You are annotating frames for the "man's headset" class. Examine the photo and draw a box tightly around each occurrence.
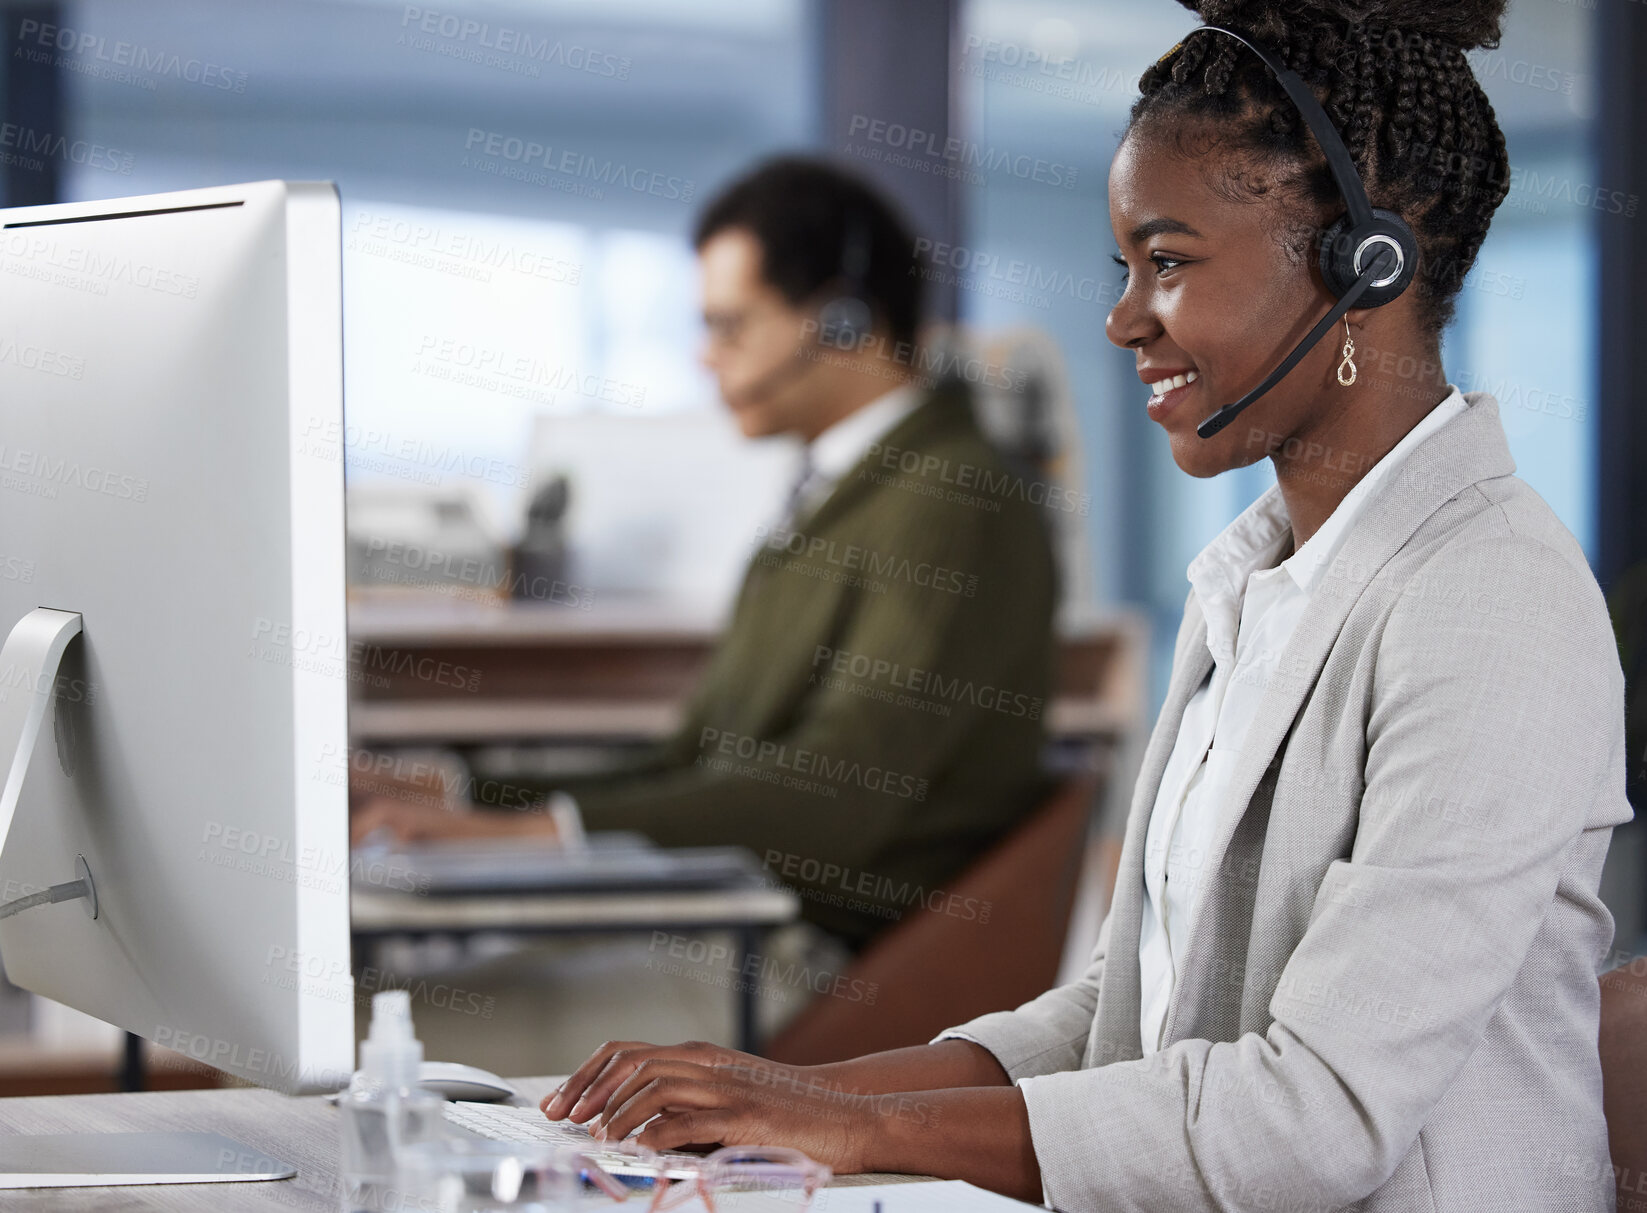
[735,213,876,404]
[1181,25,1420,439]
[815,213,875,349]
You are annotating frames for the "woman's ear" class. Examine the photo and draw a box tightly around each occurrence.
[1339,307,1377,381]
[1343,277,1433,352]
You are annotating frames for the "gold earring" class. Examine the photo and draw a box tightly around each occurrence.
[1337,317,1357,387]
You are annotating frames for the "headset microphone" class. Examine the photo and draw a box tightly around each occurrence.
[1182,25,1419,441]
[1196,245,1394,439]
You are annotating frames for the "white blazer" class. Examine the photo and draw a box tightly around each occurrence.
[941,393,1631,1212]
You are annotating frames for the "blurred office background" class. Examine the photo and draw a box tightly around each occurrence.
[2,0,1642,1084]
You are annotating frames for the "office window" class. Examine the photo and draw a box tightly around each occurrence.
[44,0,817,599]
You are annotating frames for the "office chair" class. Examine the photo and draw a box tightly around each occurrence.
[1600,962,1647,1206]
[761,774,1097,1065]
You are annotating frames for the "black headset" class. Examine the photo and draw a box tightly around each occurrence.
[1181,25,1420,439]
[733,210,877,404]
[815,211,875,350]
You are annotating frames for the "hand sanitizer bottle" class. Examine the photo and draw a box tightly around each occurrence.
[339,990,446,1213]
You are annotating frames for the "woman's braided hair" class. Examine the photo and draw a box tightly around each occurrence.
[1130,0,1511,331]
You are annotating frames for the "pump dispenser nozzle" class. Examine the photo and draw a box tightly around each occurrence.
[358,990,423,1090]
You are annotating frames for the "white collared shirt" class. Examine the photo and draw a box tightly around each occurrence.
[1137,389,1468,1054]
[782,381,923,526]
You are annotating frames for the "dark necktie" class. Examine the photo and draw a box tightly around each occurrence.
[779,448,817,531]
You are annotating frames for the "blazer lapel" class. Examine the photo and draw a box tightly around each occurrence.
[740,381,967,606]
[1089,593,1214,1066]
[789,378,973,537]
[1156,393,1517,1046]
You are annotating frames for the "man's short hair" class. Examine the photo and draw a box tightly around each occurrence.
[693,156,923,349]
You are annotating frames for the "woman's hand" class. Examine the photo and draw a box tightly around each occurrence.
[542,1040,787,1124]
[544,1041,872,1171]
[542,1039,1041,1198]
[545,1038,1011,1127]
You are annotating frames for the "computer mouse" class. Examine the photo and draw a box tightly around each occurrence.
[417,1061,518,1102]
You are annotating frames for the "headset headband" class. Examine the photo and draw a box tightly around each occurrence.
[1170,26,1376,230]
[1161,26,1419,439]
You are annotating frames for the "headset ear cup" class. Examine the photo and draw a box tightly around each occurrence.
[1317,214,1360,299]
[1318,209,1419,308]
[815,210,875,350]
[816,295,873,349]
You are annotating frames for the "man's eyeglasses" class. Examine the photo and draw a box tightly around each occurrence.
[701,304,788,348]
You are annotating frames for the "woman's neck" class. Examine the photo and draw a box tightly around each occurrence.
[1271,371,1450,548]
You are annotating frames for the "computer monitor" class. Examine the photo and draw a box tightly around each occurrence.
[0,180,352,1184]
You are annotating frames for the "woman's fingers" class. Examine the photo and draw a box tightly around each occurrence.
[589,1066,866,1173]
[598,1058,723,1131]
[599,1072,740,1144]
[544,1040,748,1122]
[635,1108,737,1153]
[545,1042,682,1121]
[543,1041,644,1120]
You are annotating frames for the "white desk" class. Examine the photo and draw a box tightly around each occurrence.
[352,884,798,935]
[0,1075,934,1210]
[352,882,801,1054]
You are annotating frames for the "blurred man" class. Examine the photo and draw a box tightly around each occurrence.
[352,157,1058,952]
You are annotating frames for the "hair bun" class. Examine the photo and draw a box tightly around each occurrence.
[1174,0,1507,51]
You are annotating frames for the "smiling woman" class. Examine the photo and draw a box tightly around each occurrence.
[1107,0,1510,515]
[542,2,1631,1209]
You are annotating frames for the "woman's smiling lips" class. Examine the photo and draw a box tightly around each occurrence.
[1140,366,1200,421]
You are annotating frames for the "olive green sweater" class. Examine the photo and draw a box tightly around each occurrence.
[533,381,1057,946]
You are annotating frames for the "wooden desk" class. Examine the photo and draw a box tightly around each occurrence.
[345,593,1148,753]
[0,1075,935,1209]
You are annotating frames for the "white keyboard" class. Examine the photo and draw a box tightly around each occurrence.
[443,1101,700,1179]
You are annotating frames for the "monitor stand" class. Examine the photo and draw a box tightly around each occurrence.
[0,608,300,1188]
[0,608,85,852]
